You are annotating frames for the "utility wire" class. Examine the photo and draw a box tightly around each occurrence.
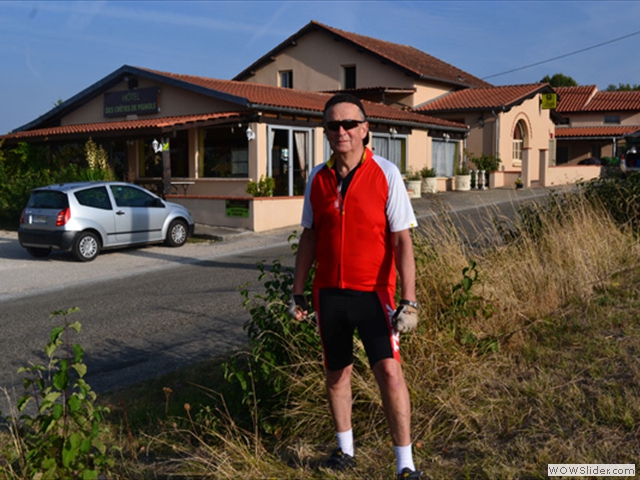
[482,29,640,80]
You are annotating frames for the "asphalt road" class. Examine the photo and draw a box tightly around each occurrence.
[0,227,297,412]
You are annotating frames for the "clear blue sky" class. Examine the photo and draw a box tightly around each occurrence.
[2,1,639,135]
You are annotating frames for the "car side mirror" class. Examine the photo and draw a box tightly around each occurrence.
[153,198,165,208]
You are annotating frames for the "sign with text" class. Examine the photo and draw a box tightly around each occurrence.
[541,93,557,109]
[226,199,250,218]
[104,87,159,117]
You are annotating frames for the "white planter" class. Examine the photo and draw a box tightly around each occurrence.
[405,180,422,199]
[422,177,437,194]
[455,174,471,191]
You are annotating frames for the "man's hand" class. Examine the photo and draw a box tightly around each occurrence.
[288,294,309,321]
[392,300,419,333]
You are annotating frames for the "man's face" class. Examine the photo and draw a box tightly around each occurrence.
[324,102,369,156]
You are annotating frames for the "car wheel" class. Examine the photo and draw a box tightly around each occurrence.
[166,219,188,247]
[73,231,100,262]
[26,247,51,258]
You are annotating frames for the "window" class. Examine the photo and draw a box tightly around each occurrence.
[371,134,407,172]
[75,186,112,210]
[279,70,293,89]
[268,126,313,196]
[512,120,526,164]
[110,185,158,207]
[342,65,356,90]
[139,131,189,178]
[199,127,249,178]
[432,139,456,177]
[604,115,620,124]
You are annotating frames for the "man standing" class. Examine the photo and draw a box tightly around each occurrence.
[289,93,423,480]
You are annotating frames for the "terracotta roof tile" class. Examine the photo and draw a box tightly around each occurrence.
[315,22,492,89]
[555,86,640,113]
[583,90,640,112]
[142,68,467,130]
[1,113,241,140]
[554,86,598,112]
[416,84,550,112]
[555,125,640,138]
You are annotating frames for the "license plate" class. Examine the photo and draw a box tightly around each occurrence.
[31,215,47,224]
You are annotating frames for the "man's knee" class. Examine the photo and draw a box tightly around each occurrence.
[326,364,353,389]
[372,358,405,388]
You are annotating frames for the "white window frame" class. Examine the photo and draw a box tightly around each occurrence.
[267,125,314,196]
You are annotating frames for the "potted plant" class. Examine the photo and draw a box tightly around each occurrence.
[404,169,422,199]
[454,163,471,191]
[514,177,524,189]
[420,166,438,194]
[246,175,275,197]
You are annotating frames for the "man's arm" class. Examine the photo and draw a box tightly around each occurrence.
[392,228,416,302]
[290,227,317,320]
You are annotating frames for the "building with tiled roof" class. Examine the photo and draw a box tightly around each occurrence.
[234,20,491,109]
[416,84,564,187]
[1,64,467,231]
[554,86,640,163]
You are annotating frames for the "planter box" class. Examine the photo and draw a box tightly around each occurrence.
[422,177,438,194]
[455,174,471,191]
[405,180,422,199]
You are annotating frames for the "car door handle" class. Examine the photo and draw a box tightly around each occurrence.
[116,210,125,215]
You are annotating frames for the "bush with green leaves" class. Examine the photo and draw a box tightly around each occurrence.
[0,308,115,479]
[0,139,115,228]
[223,234,320,435]
[581,171,640,233]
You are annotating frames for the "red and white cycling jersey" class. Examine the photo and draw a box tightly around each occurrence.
[301,147,417,294]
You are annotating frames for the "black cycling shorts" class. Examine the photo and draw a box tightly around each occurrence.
[316,288,400,371]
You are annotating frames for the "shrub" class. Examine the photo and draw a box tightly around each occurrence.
[0,308,115,479]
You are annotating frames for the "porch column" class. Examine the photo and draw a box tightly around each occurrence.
[539,148,548,187]
[522,147,532,187]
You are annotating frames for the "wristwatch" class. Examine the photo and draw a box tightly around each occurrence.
[399,299,419,309]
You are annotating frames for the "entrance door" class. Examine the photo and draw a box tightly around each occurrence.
[268,127,313,196]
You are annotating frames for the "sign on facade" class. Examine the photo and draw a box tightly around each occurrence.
[104,87,160,117]
[541,93,557,110]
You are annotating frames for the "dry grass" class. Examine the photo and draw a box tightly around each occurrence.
[4,190,639,479]
[128,192,640,479]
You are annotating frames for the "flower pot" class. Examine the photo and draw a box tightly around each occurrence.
[405,179,422,199]
[422,177,438,194]
[454,174,471,191]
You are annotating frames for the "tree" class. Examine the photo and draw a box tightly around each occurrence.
[540,73,578,87]
[605,83,640,91]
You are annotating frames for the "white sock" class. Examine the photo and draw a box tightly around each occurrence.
[394,443,415,473]
[336,429,354,457]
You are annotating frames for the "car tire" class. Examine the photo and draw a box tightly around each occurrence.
[73,231,100,262]
[26,247,51,258]
[166,219,188,247]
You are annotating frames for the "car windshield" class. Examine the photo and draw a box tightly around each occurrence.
[27,191,69,209]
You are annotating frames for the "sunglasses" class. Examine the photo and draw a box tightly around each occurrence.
[324,120,365,131]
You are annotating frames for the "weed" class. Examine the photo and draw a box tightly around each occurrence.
[0,308,115,479]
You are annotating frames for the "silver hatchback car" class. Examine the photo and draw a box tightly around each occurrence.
[19,181,195,262]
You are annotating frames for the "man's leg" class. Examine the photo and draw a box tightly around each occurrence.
[372,358,411,446]
[326,364,354,434]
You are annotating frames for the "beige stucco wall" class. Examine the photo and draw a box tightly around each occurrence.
[62,78,234,126]
[568,111,640,127]
[244,30,418,92]
[170,196,302,232]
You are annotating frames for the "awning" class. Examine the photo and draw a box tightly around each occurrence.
[1,112,243,141]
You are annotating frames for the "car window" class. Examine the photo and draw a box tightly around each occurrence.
[109,185,159,207]
[27,191,69,209]
[74,186,112,210]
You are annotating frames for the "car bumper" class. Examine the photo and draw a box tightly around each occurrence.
[18,229,77,251]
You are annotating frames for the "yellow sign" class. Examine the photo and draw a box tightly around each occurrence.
[541,93,557,109]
